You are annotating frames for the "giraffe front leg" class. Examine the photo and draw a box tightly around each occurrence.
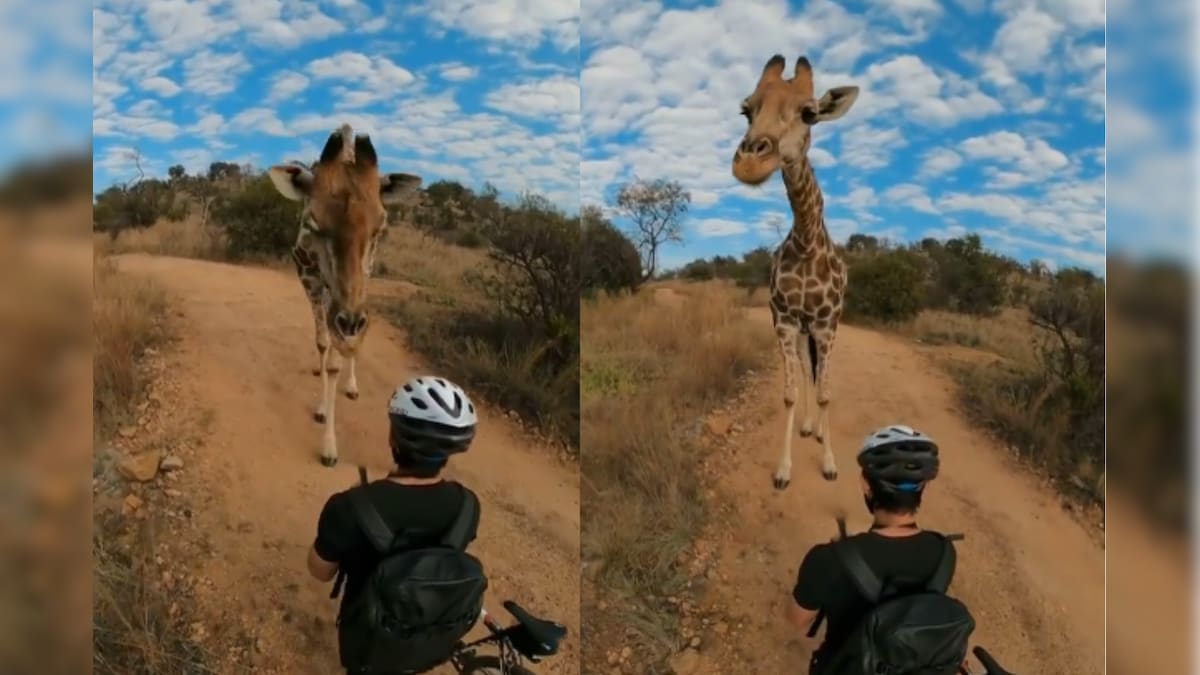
[797,333,815,438]
[343,355,358,400]
[774,325,800,490]
[319,348,339,467]
[813,332,837,481]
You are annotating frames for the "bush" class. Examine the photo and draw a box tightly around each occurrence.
[844,248,925,322]
[212,175,302,260]
[923,234,1008,315]
[581,206,642,296]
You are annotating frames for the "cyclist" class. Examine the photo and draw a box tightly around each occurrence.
[786,424,971,674]
[306,376,486,674]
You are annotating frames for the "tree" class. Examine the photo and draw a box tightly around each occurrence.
[167,164,186,183]
[580,205,642,296]
[611,177,691,280]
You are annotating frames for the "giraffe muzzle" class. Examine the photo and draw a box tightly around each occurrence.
[333,309,368,339]
[738,136,774,157]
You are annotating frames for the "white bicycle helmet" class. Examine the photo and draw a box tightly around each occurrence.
[857,424,940,492]
[387,376,477,463]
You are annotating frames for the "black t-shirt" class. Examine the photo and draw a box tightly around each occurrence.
[313,479,478,615]
[792,530,947,660]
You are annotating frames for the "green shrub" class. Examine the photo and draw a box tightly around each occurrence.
[844,249,925,322]
[212,175,302,260]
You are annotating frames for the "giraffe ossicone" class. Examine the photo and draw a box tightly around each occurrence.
[267,123,423,467]
[730,55,860,490]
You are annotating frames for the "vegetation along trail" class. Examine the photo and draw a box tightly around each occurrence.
[111,253,580,675]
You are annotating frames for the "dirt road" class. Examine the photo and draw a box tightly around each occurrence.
[682,300,1104,674]
[112,254,580,674]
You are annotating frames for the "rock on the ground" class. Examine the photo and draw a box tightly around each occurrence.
[118,452,160,482]
[706,415,733,437]
[160,455,184,471]
[122,494,144,515]
[669,648,702,675]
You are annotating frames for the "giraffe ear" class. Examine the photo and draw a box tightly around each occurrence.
[268,163,314,201]
[812,86,859,123]
[380,172,422,206]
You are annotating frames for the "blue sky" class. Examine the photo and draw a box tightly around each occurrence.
[581,0,1106,273]
[0,0,91,172]
[93,0,581,210]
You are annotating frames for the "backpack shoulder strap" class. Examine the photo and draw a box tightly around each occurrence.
[832,538,884,604]
[348,487,404,554]
[924,534,957,593]
[439,485,479,550]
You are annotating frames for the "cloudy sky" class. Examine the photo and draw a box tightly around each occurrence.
[581,0,1106,272]
[92,0,581,209]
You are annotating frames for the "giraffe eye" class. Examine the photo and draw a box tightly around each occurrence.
[740,105,752,121]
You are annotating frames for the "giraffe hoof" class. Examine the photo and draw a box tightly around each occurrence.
[313,412,326,424]
[773,476,791,490]
[320,456,338,468]
[822,469,838,481]
[345,391,359,401]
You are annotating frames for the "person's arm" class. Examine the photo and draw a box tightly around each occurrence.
[308,494,346,582]
[788,545,828,634]
[307,546,338,582]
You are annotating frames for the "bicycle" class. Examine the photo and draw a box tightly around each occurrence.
[448,601,567,674]
[959,646,1014,675]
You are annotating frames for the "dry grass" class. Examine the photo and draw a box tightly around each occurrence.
[581,281,772,661]
[94,217,227,261]
[892,307,1038,365]
[372,224,579,448]
[92,255,170,441]
[93,514,213,674]
[373,224,487,291]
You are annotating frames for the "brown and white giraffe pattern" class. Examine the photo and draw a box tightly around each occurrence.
[730,54,860,489]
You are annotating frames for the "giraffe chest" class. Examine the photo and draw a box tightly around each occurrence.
[769,253,846,325]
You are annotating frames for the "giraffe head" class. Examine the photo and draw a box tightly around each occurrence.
[268,124,422,351]
[731,55,859,186]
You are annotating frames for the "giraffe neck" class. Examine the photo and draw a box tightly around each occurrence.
[780,154,830,257]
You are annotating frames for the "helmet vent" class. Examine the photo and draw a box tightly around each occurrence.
[411,398,428,410]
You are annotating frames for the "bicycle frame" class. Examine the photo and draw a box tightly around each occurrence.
[448,608,526,673]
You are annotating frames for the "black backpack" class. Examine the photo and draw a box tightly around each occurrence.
[334,484,488,674]
[815,534,975,675]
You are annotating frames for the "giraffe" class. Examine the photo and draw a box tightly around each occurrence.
[730,55,860,489]
[267,123,422,467]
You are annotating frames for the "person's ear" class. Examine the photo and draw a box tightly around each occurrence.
[860,474,871,497]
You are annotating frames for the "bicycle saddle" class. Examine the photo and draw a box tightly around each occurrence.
[503,600,567,659]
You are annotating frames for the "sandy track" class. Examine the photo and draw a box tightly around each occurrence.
[113,254,580,675]
[687,302,1104,674]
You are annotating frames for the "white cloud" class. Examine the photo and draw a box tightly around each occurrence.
[919,147,963,177]
[308,51,417,91]
[417,0,579,51]
[184,50,251,96]
[267,71,311,103]
[485,75,580,119]
[838,125,907,170]
[228,108,293,137]
[139,76,181,98]
[439,63,479,81]
[992,7,1063,74]
[882,183,940,214]
[958,131,1070,178]
[695,218,748,238]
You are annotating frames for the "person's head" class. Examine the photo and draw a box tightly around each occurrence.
[386,376,477,478]
[856,424,940,517]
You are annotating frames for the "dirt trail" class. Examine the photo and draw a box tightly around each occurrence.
[681,301,1104,674]
[113,254,580,674]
